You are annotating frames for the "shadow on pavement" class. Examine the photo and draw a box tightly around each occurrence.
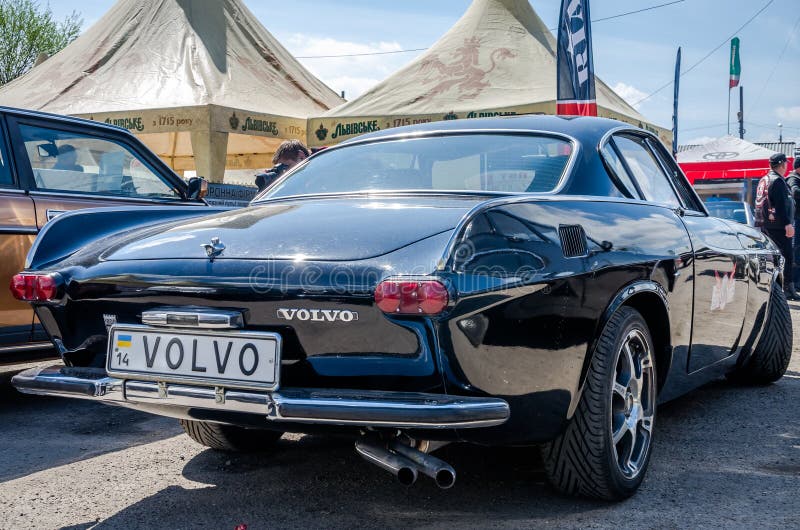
[87,437,605,529]
[81,372,800,529]
[0,369,182,483]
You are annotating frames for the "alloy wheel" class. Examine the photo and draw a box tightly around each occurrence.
[610,328,656,479]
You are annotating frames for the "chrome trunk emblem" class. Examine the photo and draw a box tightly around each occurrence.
[276,308,359,322]
[201,237,225,260]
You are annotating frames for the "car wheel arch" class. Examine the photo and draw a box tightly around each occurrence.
[573,281,672,416]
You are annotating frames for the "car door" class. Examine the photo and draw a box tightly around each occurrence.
[611,132,749,372]
[5,116,188,229]
[5,114,194,345]
[0,113,38,348]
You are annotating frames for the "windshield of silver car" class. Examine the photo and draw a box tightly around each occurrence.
[258,134,574,199]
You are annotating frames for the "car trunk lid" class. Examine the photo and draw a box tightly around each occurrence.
[101,195,484,262]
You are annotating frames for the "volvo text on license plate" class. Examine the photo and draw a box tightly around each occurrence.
[107,325,281,390]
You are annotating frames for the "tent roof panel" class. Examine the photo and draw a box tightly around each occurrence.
[0,0,343,118]
[324,0,648,124]
[677,135,781,163]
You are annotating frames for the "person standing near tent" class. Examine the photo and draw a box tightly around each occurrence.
[757,153,797,300]
[785,157,800,290]
[254,140,310,192]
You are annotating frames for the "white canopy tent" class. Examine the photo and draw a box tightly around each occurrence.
[309,0,668,148]
[677,135,790,185]
[0,0,344,182]
[677,136,782,164]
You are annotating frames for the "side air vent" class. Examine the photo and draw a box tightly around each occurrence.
[558,225,588,258]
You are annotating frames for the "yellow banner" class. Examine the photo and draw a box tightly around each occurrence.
[76,106,210,134]
[211,106,307,140]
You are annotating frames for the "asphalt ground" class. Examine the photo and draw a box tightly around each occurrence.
[1,310,799,529]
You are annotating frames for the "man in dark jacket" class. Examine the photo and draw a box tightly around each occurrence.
[786,157,800,289]
[762,153,797,299]
[254,140,310,192]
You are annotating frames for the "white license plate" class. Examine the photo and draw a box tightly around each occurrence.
[107,325,281,390]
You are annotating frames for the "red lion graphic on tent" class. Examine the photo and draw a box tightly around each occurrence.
[414,37,516,101]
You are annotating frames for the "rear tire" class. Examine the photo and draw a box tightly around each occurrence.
[180,419,283,452]
[729,284,792,384]
[541,306,657,500]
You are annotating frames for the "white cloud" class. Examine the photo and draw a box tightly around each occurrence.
[684,136,717,145]
[284,34,414,100]
[776,106,800,122]
[611,82,648,110]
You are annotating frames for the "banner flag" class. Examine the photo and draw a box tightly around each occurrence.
[557,0,597,116]
[729,37,741,88]
[673,47,681,156]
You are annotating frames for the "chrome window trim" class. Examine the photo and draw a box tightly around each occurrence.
[600,129,685,210]
[28,190,188,204]
[0,226,38,235]
[10,117,188,198]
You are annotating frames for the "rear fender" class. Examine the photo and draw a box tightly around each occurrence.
[26,206,226,270]
[574,279,671,415]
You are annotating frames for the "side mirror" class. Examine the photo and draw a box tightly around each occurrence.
[37,143,58,158]
[187,176,208,200]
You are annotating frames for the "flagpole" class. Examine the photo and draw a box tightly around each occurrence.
[727,88,731,135]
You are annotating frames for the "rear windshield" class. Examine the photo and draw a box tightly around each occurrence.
[259,134,573,199]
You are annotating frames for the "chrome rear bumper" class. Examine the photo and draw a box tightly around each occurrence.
[12,365,510,429]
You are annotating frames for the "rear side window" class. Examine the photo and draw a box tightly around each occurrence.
[612,135,680,207]
[646,137,704,211]
[600,142,639,198]
[17,123,181,200]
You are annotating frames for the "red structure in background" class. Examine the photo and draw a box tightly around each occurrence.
[680,157,794,184]
[678,136,793,185]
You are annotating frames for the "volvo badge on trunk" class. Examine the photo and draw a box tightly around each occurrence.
[276,309,359,322]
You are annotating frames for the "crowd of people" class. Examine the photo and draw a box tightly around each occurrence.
[757,153,800,300]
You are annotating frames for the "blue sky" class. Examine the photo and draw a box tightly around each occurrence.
[50,0,800,144]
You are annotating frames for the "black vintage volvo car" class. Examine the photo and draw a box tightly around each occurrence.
[12,116,791,500]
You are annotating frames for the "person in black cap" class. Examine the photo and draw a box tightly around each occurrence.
[759,152,797,299]
[785,156,800,289]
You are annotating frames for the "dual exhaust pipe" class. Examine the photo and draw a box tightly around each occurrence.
[355,439,456,489]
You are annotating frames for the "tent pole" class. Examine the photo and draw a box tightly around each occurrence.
[191,130,229,183]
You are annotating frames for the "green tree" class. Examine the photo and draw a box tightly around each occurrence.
[0,0,81,85]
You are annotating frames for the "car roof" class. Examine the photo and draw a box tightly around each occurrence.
[342,115,650,146]
[0,105,131,135]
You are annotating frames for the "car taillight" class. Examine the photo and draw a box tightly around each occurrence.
[9,273,62,301]
[374,279,449,315]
